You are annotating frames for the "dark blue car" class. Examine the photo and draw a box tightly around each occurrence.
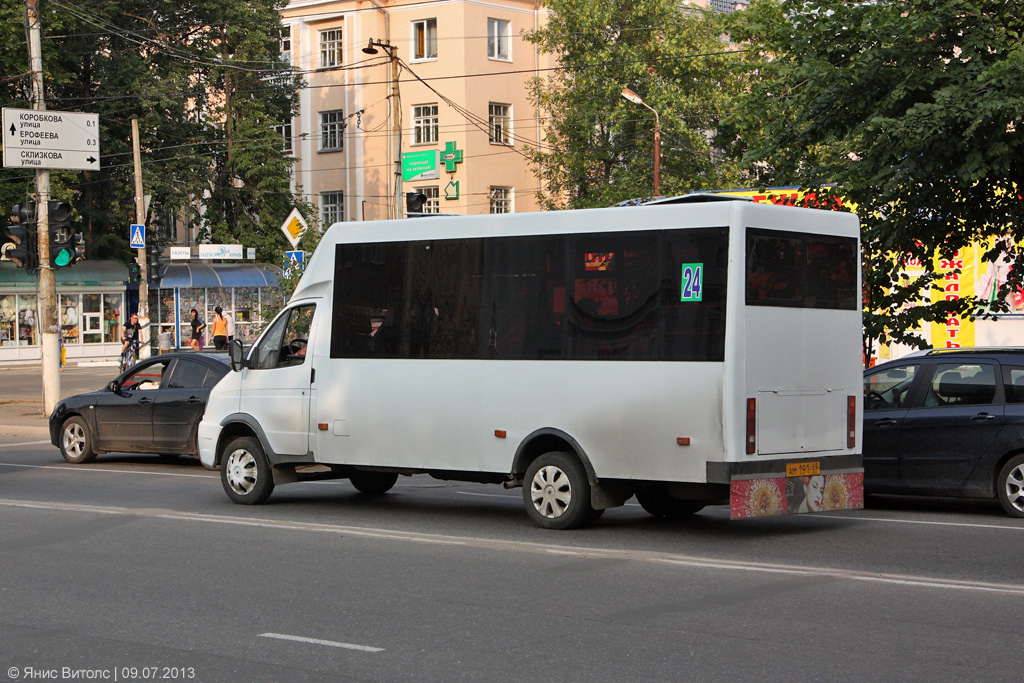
[863,347,1024,517]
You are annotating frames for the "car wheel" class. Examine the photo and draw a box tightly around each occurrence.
[635,484,705,518]
[220,436,274,505]
[523,451,603,529]
[349,471,399,494]
[997,454,1024,518]
[59,416,97,464]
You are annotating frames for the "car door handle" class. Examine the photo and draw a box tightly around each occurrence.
[137,397,154,405]
[971,413,996,421]
[872,418,899,427]
[186,397,202,404]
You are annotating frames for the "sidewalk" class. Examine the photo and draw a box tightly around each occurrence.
[0,400,50,438]
[0,361,121,439]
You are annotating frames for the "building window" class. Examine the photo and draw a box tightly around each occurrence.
[487,18,510,60]
[280,31,292,64]
[322,192,344,226]
[412,19,437,60]
[275,121,293,154]
[320,28,343,68]
[320,110,344,151]
[412,104,439,145]
[417,186,440,213]
[489,187,512,214]
[489,103,511,145]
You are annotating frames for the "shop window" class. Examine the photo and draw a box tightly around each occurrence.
[0,295,16,346]
[61,294,80,345]
[104,293,123,343]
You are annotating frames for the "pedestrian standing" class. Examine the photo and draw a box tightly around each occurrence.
[211,306,229,350]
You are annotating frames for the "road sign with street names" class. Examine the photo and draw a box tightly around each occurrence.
[130,224,145,249]
[2,108,100,171]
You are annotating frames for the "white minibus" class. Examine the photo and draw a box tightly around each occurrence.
[199,196,864,528]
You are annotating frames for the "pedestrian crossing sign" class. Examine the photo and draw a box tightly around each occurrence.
[130,224,145,249]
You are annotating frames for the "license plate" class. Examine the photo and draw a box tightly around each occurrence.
[786,461,820,477]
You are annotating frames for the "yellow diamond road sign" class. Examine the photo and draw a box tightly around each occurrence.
[280,208,307,249]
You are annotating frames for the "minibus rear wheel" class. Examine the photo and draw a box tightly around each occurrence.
[523,451,603,530]
[220,436,274,504]
[349,471,399,494]
[635,483,705,519]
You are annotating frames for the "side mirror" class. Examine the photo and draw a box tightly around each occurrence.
[106,380,118,392]
[229,338,247,372]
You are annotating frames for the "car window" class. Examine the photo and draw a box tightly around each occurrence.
[924,362,996,407]
[165,359,209,389]
[121,360,171,391]
[203,364,229,388]
[864,364,918,411]
[1003,366,1024,403]
[253,304,315,370]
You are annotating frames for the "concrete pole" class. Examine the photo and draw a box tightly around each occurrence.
[132,119,151,359]
[26,0,59,416]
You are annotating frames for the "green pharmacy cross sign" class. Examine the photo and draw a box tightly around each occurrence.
[441,141,463,173]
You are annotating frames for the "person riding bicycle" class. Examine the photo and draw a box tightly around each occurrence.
[121,312,142,358]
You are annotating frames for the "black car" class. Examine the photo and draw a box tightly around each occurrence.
[49,353,230,464]
[863,347,1024,517]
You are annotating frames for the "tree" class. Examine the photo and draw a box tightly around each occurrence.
[525,0,752,209]
[726,0,1024,362]
[0,0,307,266]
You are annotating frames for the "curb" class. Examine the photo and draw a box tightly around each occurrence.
[0,425,50,437]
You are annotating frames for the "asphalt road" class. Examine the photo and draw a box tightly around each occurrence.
[0,436,1021,683]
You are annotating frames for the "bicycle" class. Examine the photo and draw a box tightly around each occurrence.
[119,339,139,374]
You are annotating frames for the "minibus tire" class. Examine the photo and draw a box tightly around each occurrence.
[636,484,705,518]
[220,436,274,505]
[349,471,399,494]
[523,451,603,530]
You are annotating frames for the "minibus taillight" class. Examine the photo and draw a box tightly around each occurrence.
[847,395,856,449]
[746,398,756,455]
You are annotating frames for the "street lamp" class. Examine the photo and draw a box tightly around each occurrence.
[363,39,403,219]
[621,87,661,197]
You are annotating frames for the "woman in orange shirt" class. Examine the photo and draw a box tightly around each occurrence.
[211,306,229,350]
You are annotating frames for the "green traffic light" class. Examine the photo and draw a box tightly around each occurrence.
[54,247,73,267]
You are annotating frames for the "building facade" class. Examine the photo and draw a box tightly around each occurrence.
[280,0,555,225]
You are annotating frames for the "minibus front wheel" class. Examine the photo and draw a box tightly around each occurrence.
[221,436,275,505]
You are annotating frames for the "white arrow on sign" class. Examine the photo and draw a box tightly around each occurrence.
[1,108,101,171]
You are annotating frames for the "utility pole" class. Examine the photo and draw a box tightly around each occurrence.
[362,39,402,219]
[132,119,151,359]
[26,0,59,416]
[390,50,401,220]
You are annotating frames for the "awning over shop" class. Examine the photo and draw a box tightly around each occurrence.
[0,260,128,288]
[157,262,284,288]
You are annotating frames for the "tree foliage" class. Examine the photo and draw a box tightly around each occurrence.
[726,0,1024,360]
[0,0,308,266]
[526,0,752,209]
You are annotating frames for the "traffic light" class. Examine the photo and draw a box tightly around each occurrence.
[5,202,38,270]
[48,200,83,268]
[128,260,141,284]
[146,244,164,287]
[405,191,428,216]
